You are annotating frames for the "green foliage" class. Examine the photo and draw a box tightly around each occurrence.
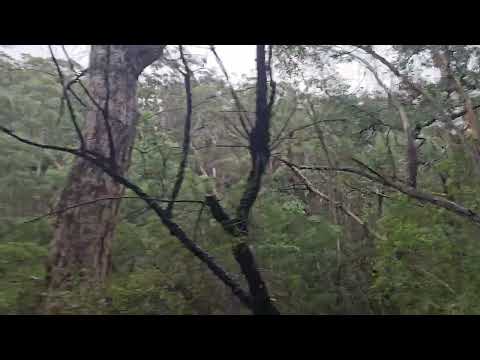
[0,241,48,314]
[2,45,480,315]
[371,195,480,314]
[251,193,349,314]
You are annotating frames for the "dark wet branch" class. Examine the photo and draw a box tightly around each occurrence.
[233,243,280,314]
[204,194,239,236]
[203,46,280,315]
[1,125,81,156]
[84,157,254,311]
[0,124,254,311]
[236,45,271,231]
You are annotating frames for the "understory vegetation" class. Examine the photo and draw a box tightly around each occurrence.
[1,45,480,314]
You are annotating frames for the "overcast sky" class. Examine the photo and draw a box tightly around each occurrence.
[1,45,258,82]
[0,45,440,94]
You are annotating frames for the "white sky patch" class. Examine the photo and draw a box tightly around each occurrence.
[204,45,256,82]
[0,45,257,83]
[0,45,444,94]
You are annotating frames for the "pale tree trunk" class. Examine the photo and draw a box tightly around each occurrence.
[46,45,165,297]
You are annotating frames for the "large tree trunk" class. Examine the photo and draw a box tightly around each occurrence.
[46,45,164,296]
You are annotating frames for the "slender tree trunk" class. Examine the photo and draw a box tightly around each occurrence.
[46,45,164,297]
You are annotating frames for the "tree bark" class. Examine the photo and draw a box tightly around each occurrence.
[46,45,165,294]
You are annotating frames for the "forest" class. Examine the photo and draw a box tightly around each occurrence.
[0,45,480,315]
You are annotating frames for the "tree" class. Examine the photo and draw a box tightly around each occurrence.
[4,44,480,315]
[1,45,279,315]
[45,46,165,301]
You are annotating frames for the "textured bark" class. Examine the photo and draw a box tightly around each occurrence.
[237,45,271,232]
[46,45,164,293]
[397,103,418,188]
[233,243,279,315]
[203,46,279,315]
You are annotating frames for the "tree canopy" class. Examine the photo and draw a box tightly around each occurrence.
[1,45,480,314]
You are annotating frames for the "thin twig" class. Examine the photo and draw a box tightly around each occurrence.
[275,156,480,226]
[166,46,194,218]
[0,124,254,310]
[49,45,85,150]
[19,197,204,226]
[279,158,386,241]
[210,45,251,135]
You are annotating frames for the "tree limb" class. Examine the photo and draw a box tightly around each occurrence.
[276,157,480,226]
[0,124,254,312]
[279,158,386,241]
[166,46,194,218]
[49,46,85,150]
[210,45,251,136]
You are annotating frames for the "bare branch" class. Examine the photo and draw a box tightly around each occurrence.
[223,114,250,141]
[210,45,251,136]
[166,46,194,218]
[152,87,256,118]
[280,158,386,241]
[60,45,80,73]
[193,202,206,242]
[355,45,460,130]
[18,197,204,226]
[1,125,81,156]
[270,99,298,150]
[0,124,254,311]
[194,143,249,150]
[276,156,480,226]
[346,51,418,187]
[49,45,85,150]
